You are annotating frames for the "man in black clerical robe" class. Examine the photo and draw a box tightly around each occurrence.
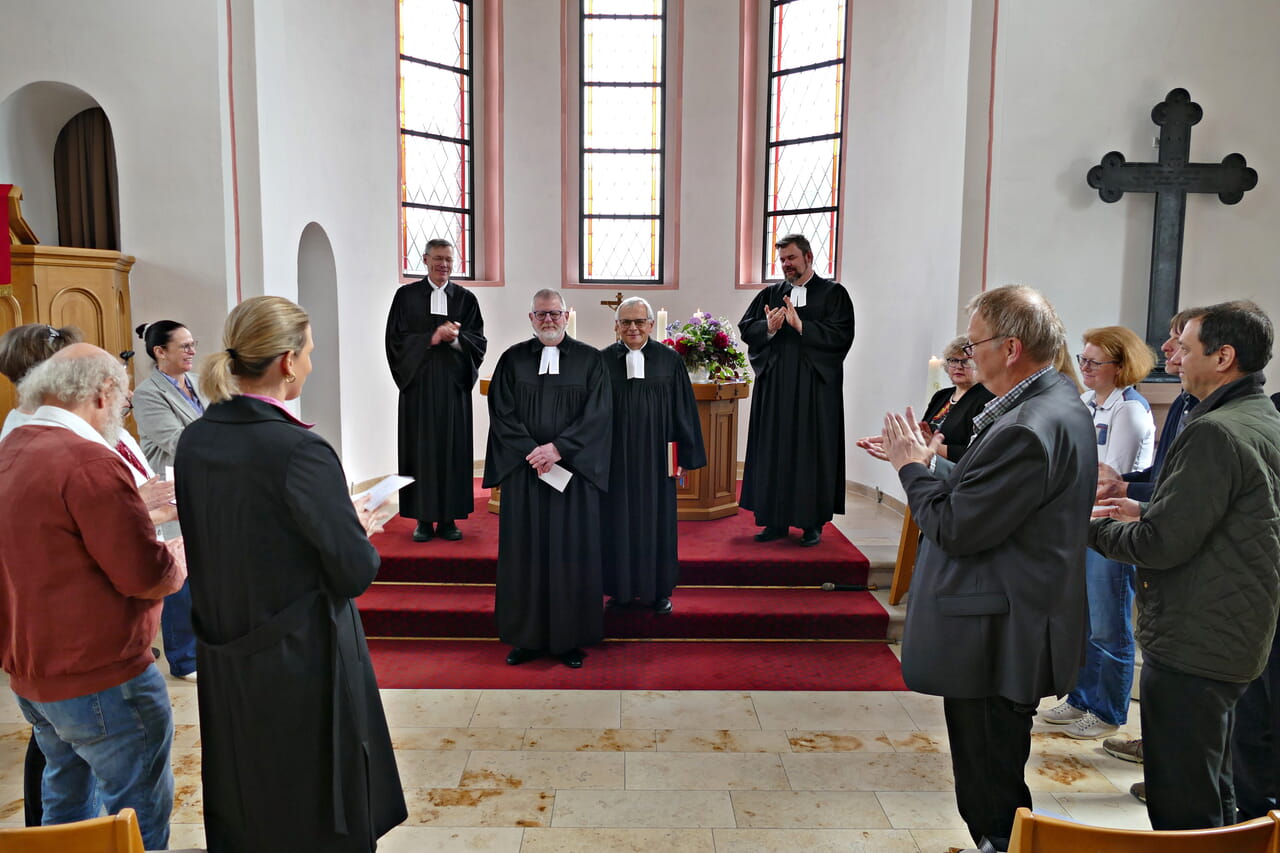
[739,233,855,547]
[601,297,706,613]
[385,239,486,542]
[482,288,611,669]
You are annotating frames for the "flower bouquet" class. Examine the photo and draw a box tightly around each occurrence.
[663,312,751,383]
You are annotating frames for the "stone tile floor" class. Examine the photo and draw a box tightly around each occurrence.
[0,490,1151,851]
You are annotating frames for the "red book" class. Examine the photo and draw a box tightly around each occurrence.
[1,184,11,285]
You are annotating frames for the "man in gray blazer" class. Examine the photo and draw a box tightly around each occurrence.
[876,285,1096,853]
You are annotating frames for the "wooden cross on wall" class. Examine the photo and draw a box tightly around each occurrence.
[1087,88,1258,377]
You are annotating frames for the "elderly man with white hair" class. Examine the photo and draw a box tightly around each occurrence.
[0,343,186,850]
[600,296,705,614]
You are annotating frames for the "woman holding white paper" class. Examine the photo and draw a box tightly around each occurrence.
[175,296,405,852]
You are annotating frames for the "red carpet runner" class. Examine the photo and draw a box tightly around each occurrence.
[360,482,906,691]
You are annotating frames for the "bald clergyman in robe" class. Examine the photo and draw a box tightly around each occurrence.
[600,297,705,614]
[482,288,611,669]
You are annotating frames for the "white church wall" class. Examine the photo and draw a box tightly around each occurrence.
[248,0,401,483]
[987,0,1280,392]
[840,0,976,501]
[0,2,233,381]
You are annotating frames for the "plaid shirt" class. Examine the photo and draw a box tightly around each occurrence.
[968,364,1056,440]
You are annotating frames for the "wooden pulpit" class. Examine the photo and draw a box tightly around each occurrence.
[677,380,749,520]
[477,376,750,520]
[2,186,135,413]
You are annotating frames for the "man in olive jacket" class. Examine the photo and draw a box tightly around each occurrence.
[1092,300,1280,831]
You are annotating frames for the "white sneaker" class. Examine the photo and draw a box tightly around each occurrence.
[1064,711,1119,740]
[1039,700,1085,725]
[177,671,197,682]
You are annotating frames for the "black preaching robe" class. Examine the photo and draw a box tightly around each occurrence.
[175,396,405,853]
[385,278,486,522]
[601,339,706,601]
[482,336,612,653]
[739,275,855,528]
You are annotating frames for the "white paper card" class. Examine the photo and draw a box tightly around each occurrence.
[354,474,415,512]
[538,464,573,492]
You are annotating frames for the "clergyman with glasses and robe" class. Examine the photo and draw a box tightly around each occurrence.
[482,289,612,669]
[600,297,706,615]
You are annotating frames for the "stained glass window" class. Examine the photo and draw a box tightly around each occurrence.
[580,0,666,283]
[400,0,473,278]
[763,0,848,280]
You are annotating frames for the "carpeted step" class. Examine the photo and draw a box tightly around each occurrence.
[357,584,889,641]
[366,637,908,691]
[372,515,870,587]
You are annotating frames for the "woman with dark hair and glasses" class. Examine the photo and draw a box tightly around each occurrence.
[920,336,994,462]
[132,320,203,682]
[1040,325,1155,741]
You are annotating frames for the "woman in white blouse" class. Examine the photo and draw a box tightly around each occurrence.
[1042,325,1156,740]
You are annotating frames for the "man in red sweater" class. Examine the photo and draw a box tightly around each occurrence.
[0,343,186,850]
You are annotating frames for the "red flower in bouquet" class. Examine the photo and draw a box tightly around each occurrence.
[713,331,730,349]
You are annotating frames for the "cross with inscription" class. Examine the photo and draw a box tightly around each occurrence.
[1087,88,1257,377]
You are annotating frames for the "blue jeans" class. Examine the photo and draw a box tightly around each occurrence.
[161,579,197,677]
[1068,548,1136,725]
[16,664,174,850]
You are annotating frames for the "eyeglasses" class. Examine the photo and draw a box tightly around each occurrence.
[531,310,567,321]
[961,335,1008,357]
[1076,354,1119,370]
[171,340,199,352]
[617,318,652,327]
[944,357,972,368]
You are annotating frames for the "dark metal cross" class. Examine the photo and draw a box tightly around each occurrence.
[1087,88,1257,376]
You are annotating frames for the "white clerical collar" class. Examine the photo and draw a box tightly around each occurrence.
[26,404,111,449]
[538,345,560,375]
[429,280,449,315]
[625,346,645,379]
[789,271,815,307]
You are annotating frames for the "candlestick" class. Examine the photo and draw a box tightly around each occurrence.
[927,355,944,400]
[566,307,577,339]
[657,308,668,335]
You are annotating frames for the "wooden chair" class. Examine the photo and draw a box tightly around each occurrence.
[1007,806,1280,853]
[0,807,145,852]
[888,506,920,605]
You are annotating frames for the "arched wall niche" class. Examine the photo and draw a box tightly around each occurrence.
[296,221,343,457]
[0,81,101,244]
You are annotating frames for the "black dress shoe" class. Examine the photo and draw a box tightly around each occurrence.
[800,526,823,547]
[412,522,434,542]
[652,597,673,614]
[560,648,585,668]
[437,522,463,541]
[506,647,544,666]
[754,525,788,542]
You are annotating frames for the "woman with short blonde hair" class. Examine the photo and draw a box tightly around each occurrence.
[1041,324,1156,741]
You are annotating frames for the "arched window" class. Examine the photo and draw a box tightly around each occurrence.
[736,0,850,286]
[399,0,475,278]
[762,0,848,280]
[578,0,668,284]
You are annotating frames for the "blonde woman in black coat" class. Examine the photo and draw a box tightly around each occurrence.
[175,296,405,852]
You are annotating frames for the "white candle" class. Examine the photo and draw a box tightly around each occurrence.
[927,355,944,399]
[566,307,577,339]
[657,308,668,335]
